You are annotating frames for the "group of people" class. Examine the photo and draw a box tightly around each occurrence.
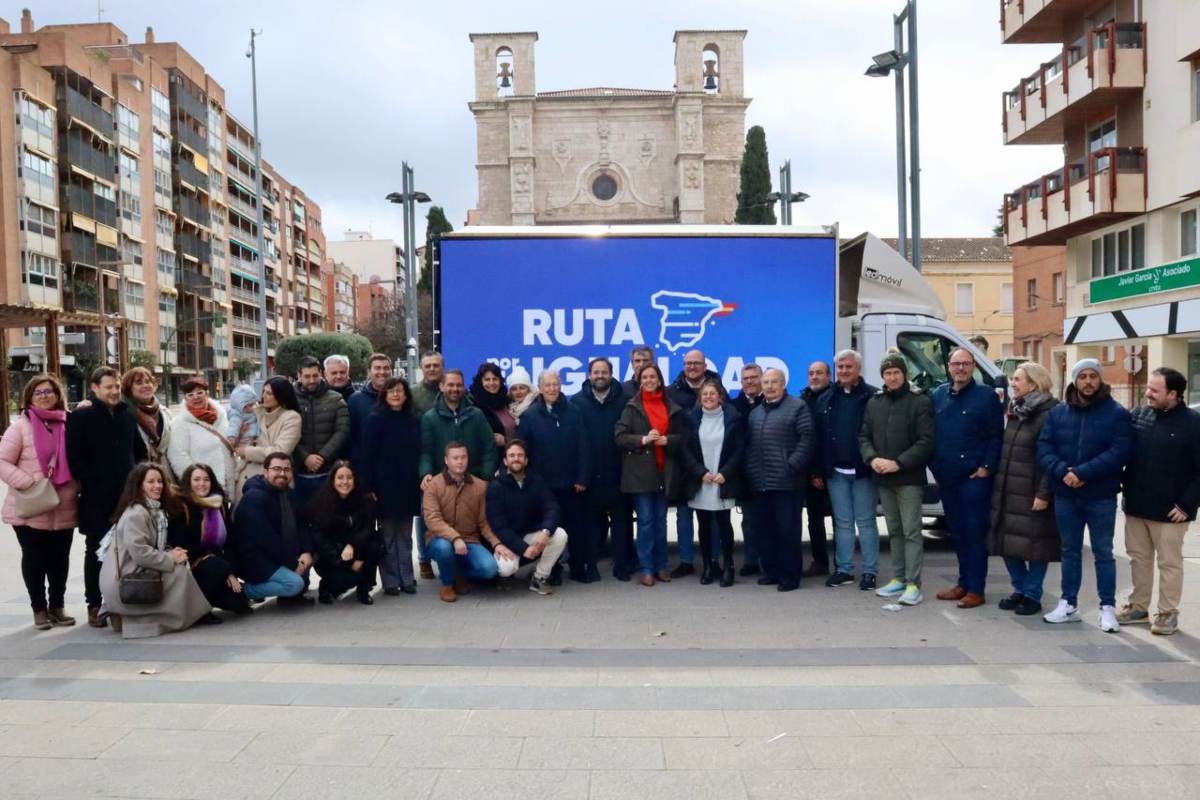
[2,341,1196,638]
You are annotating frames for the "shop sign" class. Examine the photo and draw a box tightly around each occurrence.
[1090,255,1200,303]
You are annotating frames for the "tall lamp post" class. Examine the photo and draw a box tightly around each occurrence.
[768,160,810,224]
[385,162,431,381]
[246,29,270,380]
[866,0,921,271]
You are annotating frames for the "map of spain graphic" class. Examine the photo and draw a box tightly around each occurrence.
[650,290,737,353]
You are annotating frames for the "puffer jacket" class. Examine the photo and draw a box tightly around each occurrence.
[167,401,236,490]
[930,378,1004,484]
[859,382,935,487]
[745,394,814,492]
[1123,403,1200,521]
[0,413,79,530]
[571,379,626,490]
[293,380,350,475]
[418,394,497,480]
[988,394,1060,563]
[517,395,592,490]
[614,391,689,499]
[1037,383,1132,500]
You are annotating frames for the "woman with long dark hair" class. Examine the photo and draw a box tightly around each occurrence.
[100,463,211,637]
[303,460,383,605]
[170,463,250,618]
[235,376,302,502]
[471,362,516,450]
[363,377,421,595]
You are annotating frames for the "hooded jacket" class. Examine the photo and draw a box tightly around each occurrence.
[859,382,935,488]
[1037,383,1132,500]
[988,393,1061,562]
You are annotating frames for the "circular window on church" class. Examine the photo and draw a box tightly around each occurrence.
[591,173,618,201]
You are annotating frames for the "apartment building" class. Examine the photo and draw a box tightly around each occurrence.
[1001,0,1200,403]
[0,12,332,396]
[327,261,358,333]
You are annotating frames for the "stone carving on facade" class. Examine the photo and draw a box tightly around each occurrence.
[684,161,701,189]
[682,113,699,146]
[511,116,531,154]
[597,117,611,163]
[512,161,533,213]
[552,138,572,172]
[638,136,656,168]
[540,160,667,219]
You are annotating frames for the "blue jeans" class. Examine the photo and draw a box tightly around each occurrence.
[826,472,880,576]
[244,566,307,600]
[1004,557,1048,602]
[674,505,696,563]
[1054,494,1117,607]
[756,490,803,584]
[634,492,668,575]
[427,538,499,586]
[939,475,992,595]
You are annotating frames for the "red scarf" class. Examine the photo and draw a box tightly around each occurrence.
[187,399,218,425]
[642,390,668,472]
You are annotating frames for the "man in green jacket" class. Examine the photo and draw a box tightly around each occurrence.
[419,369,498,484]
[859,352,935,606]
[294,355,351,508]
[411,351,445,416]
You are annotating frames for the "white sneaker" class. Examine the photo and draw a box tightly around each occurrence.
[1043,599,1081,624]
[898,583,923,606]
[1098,605,1121,633]
[875,579,906,598]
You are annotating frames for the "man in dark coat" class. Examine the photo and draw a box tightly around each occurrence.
[66,366,137,627]
[1118,366,1200,635]
[323,354,356,403]
[1037,358,1131,630]
[799,361,833,577]
[745,368,814,592]
[572,358,636,580]
[347,353,391,468]
[621,345,655,399]
[732,363,767,576]
[931,348,1004,610]
[232,454,313,604]
[294,356,351,508]
[486,440,569,595]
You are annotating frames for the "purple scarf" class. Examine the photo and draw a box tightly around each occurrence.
[26,407,72,487]
[201,506,227,549]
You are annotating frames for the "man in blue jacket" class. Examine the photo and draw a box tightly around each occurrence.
[347,353,392,467]
[572,358,635,580]
[486,440,569,595]
[1038,358,1132,631]
[232,453,313,605]
[931,348,1004,609]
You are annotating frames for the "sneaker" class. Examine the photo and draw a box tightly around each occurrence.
[825,571,855,588]
[529,575,553,596]
[898,583,923,606]
[1115,605,1149,624]
[998,592,1024,611]
[547,563,563,586]
[1014,597,1042,616]
[1043,599,1081,624]
[858,574,877,592]
[876,578,906,598]
[1098,605,1120,633]
[1151,611,1179,636]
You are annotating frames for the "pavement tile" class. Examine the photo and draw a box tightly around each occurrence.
[892,766,1038,800]
[1034,765,1200,800]
[0,723,130,758]
[372,734,523,769]
[270,766,438,800]
[431,769,590,800]
[100,728,254,763]
[236,731,389,766]
[205,704,346,732]
[593,710,728,737]
[801,735,959,769]
[589,769,746,799]
[1073,732,1200,765]
[937,733,1100,767]
[661,735,814,770]
[460,709,595,737]
[723,709,862,737]
[519,735,662,770]
[0,699,100,725]
[84,701,226,729]
[740,768,897,799]
[852,708,1003,735]
[0,757,294,799]
[334,708,468,736]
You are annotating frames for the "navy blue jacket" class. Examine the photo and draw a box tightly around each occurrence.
[571,379,626,490]
[746,394,814,492]
[361,406,422,521]
[731,391,764,420]
[517,395,592,490]
[813,380,877,479]
[666,369,726,410]
[346,383,380,467]
[1038,384,1132,500]
[680,403,746,501]
[231,475,313,583]
[930,379,1004,483]
[485,471,560,554]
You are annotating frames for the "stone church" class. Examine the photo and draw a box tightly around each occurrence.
[466,30,750,226]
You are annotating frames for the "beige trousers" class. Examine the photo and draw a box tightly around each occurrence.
[1124,515,1188,615]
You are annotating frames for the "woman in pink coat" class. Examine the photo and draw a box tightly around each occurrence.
[0,374,79,630]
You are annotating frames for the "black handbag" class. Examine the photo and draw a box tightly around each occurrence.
[114,526,164,606]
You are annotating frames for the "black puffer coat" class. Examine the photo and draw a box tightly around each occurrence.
[988,393,1061,563]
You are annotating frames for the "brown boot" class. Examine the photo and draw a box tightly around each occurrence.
[439,586,457,603]
[936,585,967,601]
[957,592,986,609]
[87,606,107,628]
[656,570,672,583]
[47,608,76,627]
[419,562,435,580]
[639,574,655,587]
[32,610,52,631]
[108,613,123,633]
[454,576,472,596]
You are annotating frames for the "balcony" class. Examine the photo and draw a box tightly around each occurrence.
[171,79,207,125]
[230,285,260,303]
[178,266,213,296]
[1001,0,1105,44]
[175,158,210,194]
[176,193,208,228]
[231,315,260,334]
[1003,23,1145,145]
[1005,147,1146,246]
[177,231,211,263]
[233,345,260,362]
[174,123,207,158]
[64,133,115,182]
[61,85,113,137]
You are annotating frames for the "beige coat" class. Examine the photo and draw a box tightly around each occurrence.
[99,503,210,638]
[235,407,302,502]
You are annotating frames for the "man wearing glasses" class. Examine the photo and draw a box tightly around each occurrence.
[232,452,314,605]
[930,348,1003,609]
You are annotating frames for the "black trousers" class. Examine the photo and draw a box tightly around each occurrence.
[80,526,106,609]
[696,509,734,568]
[756,490,803,584]
[553,488,588,574]
[582,486,635,577]
[804,482,831,569]
[191,555,250,612]
[314,557,379,597]
[15,526,72,612]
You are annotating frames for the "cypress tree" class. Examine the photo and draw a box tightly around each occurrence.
[420,206,453,292]
[735,125,776,225]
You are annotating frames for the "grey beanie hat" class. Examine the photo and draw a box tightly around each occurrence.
[1071,357,1101,382]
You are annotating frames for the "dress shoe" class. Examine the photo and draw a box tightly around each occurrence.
[614,571,632,583]
[401,583,417,595]
[739,563,760,577]
[757,575,779,586]
[87,606,107,628]
[998,592,1024,610]
[936,585,967,601]
[317,591,333,605]
[454,576,472,595]
[777,581,800,592]
[585,564,602,583]
[802,562,829,578]
[278,594,315,607]
[418,562,435,580]
[383,587,402,597]
[47,608,76,626]
[699,563,715,585]
[956,592,986,609]
[656,570,672,583]
[670,563,695,578]
[356,590,374,605]
[439,586,457,603]
[639,574,655,587]
[569,568,589,583]
[197,611,223,625]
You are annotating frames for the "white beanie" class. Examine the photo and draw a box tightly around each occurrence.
[1071,357,1102,383]
[507,367,533,390]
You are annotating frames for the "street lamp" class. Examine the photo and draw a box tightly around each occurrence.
[247,29,269,381]
[767,159,810,224]
[865,0,921,271]
[385,162,432,381]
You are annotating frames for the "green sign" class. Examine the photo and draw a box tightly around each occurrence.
[1090,255,1200,303]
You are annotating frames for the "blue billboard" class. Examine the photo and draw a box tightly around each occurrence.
[439,234,836,395]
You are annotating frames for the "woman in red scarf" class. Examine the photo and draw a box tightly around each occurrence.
[615,364,688,586]
[167,376,235,491]
[0,375,79,630]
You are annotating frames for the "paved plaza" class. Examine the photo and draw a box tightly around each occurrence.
[0,504,1198,799]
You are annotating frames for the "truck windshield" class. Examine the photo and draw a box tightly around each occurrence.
[897,332,991,392]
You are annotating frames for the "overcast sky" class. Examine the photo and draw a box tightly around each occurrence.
[23,0,1065,244]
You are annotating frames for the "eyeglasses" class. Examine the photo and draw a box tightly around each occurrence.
[948,362,974,368]
[267,466,293,474]
[684,361,705,367]
[31,389,57,398]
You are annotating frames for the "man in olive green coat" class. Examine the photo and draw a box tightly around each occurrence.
[419,369,498,484]
[859,352,935,605]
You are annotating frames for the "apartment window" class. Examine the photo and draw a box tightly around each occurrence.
[1025,339,1040,363]
[1131,223,1145,270]
[1183,209,1199,258]
[124,281,145,307]
[152,130,170,160]
[20,149,55,188]
[1027,278,1038,309]
[120,193,142,225]
[1087,119,1117,154]
[955,283,974,316]
[158,293,176,316]
[18,97,54,138]
[155,210,172,237]
[118,151,139,180]
[121,240,143,267]
[22,253,58,287]
[156,249,176,275]
[21,201,57,239]
[1001,282,1013,314]
[116,104,139,141]
[1053,272,1064,304]
[1102,346,1117,364]
[151,88,170,132]
[1091,224,1145,277]
[128,322,146,351]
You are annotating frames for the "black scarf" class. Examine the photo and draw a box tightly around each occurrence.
[469,377,509,412]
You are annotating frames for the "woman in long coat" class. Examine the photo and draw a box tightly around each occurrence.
[167,375,235,490]
[100,463,211,638]
[235,377,302,501]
